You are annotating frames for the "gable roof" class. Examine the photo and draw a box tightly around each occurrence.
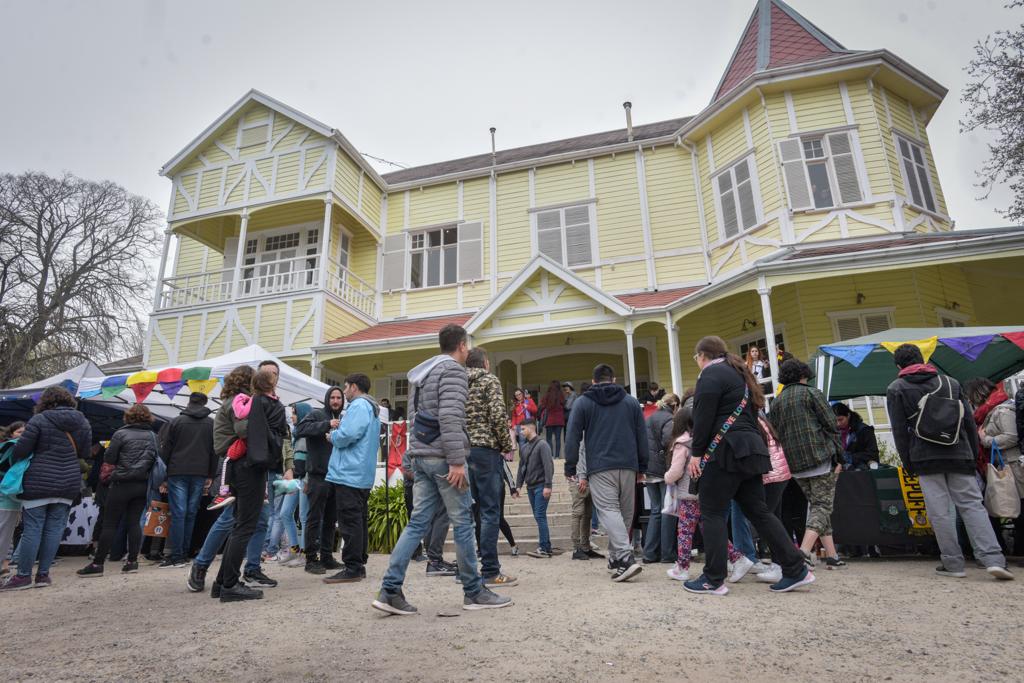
[324,314,472,346]
[713,0,854,102]
[381,117,691,186]
[159,89,387,189]
[615,287,705,309]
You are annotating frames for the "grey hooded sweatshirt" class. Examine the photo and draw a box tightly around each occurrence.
[406,354,471,466]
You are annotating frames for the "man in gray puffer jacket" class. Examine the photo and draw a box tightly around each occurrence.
[373,324,512,616]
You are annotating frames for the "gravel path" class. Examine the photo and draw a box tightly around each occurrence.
[2,554,1021,681]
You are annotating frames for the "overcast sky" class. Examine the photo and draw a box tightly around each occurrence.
[0,0,1018,234]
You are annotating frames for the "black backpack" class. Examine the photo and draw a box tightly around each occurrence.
[910,374,964,446]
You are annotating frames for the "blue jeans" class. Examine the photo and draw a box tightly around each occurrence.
[195,496,271,573]
[17,503,70,578]
[381,457,481,596]
[545,425,563,458]
[642,481,678,562]
[468,447,503,578]
[730,500,758,563]
[167,475,206,560]
[528,485,551,552]
[264,473,282,554]
[274,487,300,549]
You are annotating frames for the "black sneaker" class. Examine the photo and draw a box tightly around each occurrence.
[426,560,456,577]
[320,554,342,570]
[442,560,459,573]
[611,559,643,583]
[572,549,590,560]
[305,561,326,575]
[323,567,363,584]
[586,548,606,559]
[372,589,418,616]
[187,564,207,592]
[210,582,222,599]
[159,557,188,569]
[76,563,104,578]
[219,582,264,602]
[824,556,847,569]
[121,561,139,574]
[242,569,278,587]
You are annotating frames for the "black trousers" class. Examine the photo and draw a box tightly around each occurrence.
[93,480,147,564]
[304,476,337,558]
[215,462,265,588]
[698,458,805,585]
[334,484,370,570]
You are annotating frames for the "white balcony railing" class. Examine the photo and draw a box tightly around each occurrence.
[156,254,377,318]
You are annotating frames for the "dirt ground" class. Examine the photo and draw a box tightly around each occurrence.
[2,552,1021,682]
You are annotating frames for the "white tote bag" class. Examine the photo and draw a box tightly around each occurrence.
[661,483,680,517]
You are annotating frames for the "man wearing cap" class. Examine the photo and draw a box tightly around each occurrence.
[160,392,217,568]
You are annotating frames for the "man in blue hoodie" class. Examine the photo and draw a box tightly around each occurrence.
[565,364,648,583]
[323,373,380,584]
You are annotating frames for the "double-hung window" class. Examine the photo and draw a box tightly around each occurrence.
[398,222,484,290]
[828,308,893,341]
[779,130,863,210]
[896,135,937,213]
[534,204,594,268]
[713,156,762,239]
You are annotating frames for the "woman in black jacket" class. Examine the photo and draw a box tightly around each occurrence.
[0,386,91,592]
[78,404,159,577]
[683,336,810,595]
[642,393,680,563]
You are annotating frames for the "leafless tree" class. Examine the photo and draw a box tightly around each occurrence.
[0,171,162,387]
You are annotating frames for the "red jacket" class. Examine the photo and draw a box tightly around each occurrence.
[540,394,566,427]
[511,398,538,427]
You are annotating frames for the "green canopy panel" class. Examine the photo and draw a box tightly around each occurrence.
[813,327,1024,400]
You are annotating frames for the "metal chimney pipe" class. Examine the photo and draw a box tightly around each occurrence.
[490,127,497,166]
[623,102,633,142]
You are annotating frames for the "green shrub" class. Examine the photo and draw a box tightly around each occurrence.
[367,481,409,553]
[878,441,902,468]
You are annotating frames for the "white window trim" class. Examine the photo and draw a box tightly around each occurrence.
[935,306,969,326]
[529,201,597,269]
[826,306,895,341]
[406,220,482,291]
[335,226,353,267]
[892,132,939,215]
[783,127,869,213]
[236,115,272,150]
[711,153,764,242]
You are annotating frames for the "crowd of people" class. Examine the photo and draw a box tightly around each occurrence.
[1,325,1020,612]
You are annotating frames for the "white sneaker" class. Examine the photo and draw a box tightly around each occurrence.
[986,565,1015,580]
[284,555,305,568]
[755,563,783,583]
[728,556,755,583]
[666,565,689,582]
[276,549,298,565]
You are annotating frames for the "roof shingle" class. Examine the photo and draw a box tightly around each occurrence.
[615,287,705,308]
[326,314,472,345]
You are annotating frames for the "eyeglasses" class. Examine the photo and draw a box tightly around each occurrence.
[692,354,700,363]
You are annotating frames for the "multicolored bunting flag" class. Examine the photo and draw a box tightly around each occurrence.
[1001,331,1024,351]
[180,367,212,382]
[162,381,186,400]
[939,335,995,362]
[187,378,219,395]
[131,383,157,403]
[820,343,876,367]
[880,336,938,364]
[100,375,128,398]
[126,371,158,386]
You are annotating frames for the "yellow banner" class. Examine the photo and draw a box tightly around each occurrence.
[898,467,932,532]
[881,336,938,364]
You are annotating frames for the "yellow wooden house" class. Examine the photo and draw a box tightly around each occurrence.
[147,0,1024,420]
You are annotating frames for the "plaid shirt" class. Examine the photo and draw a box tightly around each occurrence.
[465,368,515,454]
[769,382,841,474]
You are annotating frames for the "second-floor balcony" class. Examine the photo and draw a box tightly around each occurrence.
[156,254,376,318]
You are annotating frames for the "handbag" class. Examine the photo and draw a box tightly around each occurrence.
[688,384,750,495]
[143,500,171,538]
[661,482,680,517]
[984,443,1021,518]
[410,384,441,445]
[99,461,116,484]
[0,453,31,496]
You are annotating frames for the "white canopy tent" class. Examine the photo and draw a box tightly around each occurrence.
[76,344,328,414]
[7,360,107,392]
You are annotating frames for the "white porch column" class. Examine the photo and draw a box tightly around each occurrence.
[318,194,333,291]
[230,210,250,300]
[515,358,523,388]
[665,311,683,396]
[625,324,638,397]
[311,349,323,382]
[151,228,173,310]
[758,275,780,396]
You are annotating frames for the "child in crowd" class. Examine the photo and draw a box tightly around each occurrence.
[0,422,26,577]
[207,389,253,510]
[516,419,554,558]
[663,403,745,584]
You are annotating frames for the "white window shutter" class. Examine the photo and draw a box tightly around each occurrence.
[835,316,863,341]
[565,223,592,266]
[538,229,563,263]
[381,234,406,291]
[827,133,862,204]
[864,313,892,335]
[778,139,812,210]
[458,221,483,281]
